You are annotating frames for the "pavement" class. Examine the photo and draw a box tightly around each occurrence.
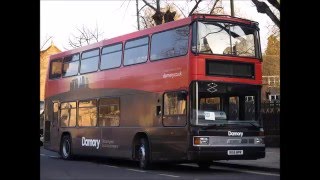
[213,148,280,172]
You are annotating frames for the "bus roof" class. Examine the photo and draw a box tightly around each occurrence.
[50,14,257,60]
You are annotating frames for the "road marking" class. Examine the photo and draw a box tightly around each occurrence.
[103,165,119,168]
[266,151,279,153]
[180,163,279,177]
[40,154,60,158]
[180,163,197,167]
[126,168,146,173]
[158,173,180,178]
[212,166,280,177]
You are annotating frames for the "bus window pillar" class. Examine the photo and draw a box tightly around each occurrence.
[195,81,199,125]
[239,96,245,120]
[223,96,229,120]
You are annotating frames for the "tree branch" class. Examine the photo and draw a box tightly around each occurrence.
[68,24,103,48]
[267,0,280,11]
[170,3,186,18]
[91,23,102,42]
[189,0,203,16]
[140,15,148,29]
[69,37,80,48]
[156,0,160,11]
[142,0,158,12]
[251,0,279,28]
[139,4,147,12]
[81,26,90,45]
[209,0,220,14]
[40,36,53,50]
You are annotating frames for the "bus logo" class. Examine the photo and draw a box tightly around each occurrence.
[162,71,182,79]
[228,131,243,137]
[81,137,100,149]
[207,83,218,93]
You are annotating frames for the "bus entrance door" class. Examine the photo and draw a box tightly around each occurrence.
[45,102,60,151]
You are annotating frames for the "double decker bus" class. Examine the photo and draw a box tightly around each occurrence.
[43,14,265,169]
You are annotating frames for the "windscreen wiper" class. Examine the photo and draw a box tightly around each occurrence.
[227,121,260,128]
[247,122,260,128]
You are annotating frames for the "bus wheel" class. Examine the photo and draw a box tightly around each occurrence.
[60,135,73,160]
[197,161,212,169]
[138,138,151,169]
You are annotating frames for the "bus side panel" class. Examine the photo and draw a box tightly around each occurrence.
[120,92,189,162]
[101,93,160,159]
[100,128,143,159]
[44,88,190,161]
[97,92,189,162]
[149,127,189,162]
[68,127,102,156]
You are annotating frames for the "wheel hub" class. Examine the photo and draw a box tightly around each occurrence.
[139,144,145,165]
[63,140,70,157]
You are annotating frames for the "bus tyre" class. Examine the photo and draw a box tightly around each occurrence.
[60,135,73,160]
[197,161,212,169]
[138,138,151,169]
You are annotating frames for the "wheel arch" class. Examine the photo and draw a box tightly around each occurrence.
[60,131,72,143]
[132,132,151,160]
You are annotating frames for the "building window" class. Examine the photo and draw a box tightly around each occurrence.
[150,26,189,61]
[80,49,99,74]
[164,92,187,115]
[49,59,62,79]
[98,98,120,127]
[245,96,254,102]
[101,43,122,70]
[124,37,148,66]
[78,99,97,127]
[63,54,80,77]
[268,94,280,102]
[60,102,77,127]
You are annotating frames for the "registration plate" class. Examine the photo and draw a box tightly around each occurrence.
[227,150,243,155]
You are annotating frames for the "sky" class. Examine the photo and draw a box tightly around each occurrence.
[41,0,279,52]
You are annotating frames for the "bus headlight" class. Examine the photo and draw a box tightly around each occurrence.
[254,137,264,144]
[194,137,209,145]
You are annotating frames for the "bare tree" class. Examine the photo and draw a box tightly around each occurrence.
[188,0,203,16]
[251,0,280,28]
[68,24,103,48]
[209,0,225,15]
[137,0,280,32]
[138,0,280,27]
[140,4,182,29]
[140,7,158,29]
[40,36,53,51]
[139,0,232,28]
[140,0,205,26]
[142,0,163,25]
[266,0,280,10]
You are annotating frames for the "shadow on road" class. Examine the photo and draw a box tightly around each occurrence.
[59,155,236,175]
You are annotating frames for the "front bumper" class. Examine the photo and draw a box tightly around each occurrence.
[188,146,265,161]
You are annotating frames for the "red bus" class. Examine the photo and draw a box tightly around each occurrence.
[43,14,265,169]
